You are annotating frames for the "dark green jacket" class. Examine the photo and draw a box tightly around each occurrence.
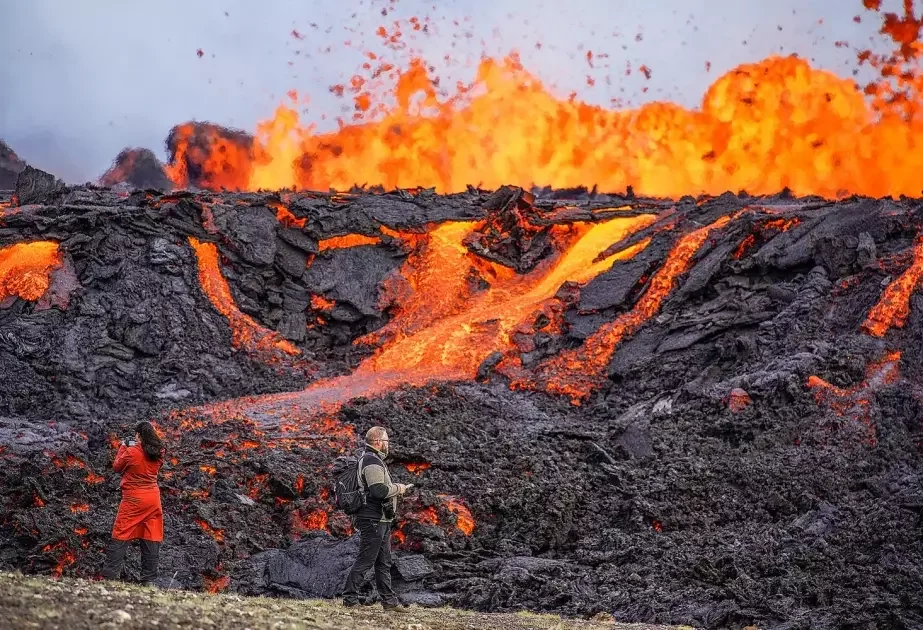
[355,446,399,523]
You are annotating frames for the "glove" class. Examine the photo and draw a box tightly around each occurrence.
[397,483,414,495]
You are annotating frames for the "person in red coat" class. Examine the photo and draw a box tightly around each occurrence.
[100,421,165,586]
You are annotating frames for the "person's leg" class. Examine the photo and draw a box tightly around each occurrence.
[373,522,399,605]
[342,520,383,605]
[139,540,161,585]
[100,539,130,580]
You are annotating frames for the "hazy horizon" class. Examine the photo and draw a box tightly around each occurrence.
[0,0,889,183]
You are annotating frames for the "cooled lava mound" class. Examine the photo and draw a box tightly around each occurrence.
[0,171,921,630]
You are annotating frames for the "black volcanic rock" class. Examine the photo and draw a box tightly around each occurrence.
[0,139,27,189]
[0,186,921,630]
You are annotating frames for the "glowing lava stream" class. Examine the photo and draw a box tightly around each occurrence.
[200,214,656,421]
[862,239,923,337]
[0,241,62,303]
[503,214,734,402]
[188,238,299,359]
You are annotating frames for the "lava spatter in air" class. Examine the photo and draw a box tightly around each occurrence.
[503,214,735,402]
[862,238,923,337]
[0,241,62,304]
[187,238,299,361]
[169,48,923,199]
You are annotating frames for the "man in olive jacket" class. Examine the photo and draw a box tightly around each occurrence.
[342,426,412,610]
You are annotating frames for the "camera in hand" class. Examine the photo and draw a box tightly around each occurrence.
[124,437,136,446]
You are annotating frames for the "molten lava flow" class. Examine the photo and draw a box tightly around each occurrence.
[188,237,299,359]
[404,462,431,475]
[196,519,225,542]
[69,503,90,514]
[807,350,901,446]
[311,294,335,311]
[862,239,923,337]
[203,574,231,595]
[507,214,733,402]
[0,242,61,304]
[318,234,382,251]
[299,509,329,531]
[268,200,306,229]
[352,216,654,384]
[169,48,923,198]
[42,542,76,578]
[84,472,105,484]
[438,495,475,535]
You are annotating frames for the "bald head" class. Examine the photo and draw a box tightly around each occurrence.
[365,426,389,455]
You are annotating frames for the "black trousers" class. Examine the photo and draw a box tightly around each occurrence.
[342,519,396,604]
[100,538,160,584]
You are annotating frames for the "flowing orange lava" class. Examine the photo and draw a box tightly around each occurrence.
[505,214,734,402]
[196,519,225,543]
[439,496,475,535]
[404,462,431,475]
[318,234,382,251]
[352,216,654,384]
[0,242,61,304]
[807,350,901,446]
[188,237,299,358]
[862,239,923,336]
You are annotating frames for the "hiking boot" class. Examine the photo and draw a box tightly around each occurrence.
[342,599,360,608]
[382,601,409,612]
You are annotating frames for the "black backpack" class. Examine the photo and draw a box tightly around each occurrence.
[332,452,366,515]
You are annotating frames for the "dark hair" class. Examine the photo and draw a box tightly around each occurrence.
[136,421,164,461]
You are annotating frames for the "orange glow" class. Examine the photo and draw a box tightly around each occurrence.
[294,475,305,494]
[404,462,431,475]
[311,294,336,311]
[439,496,475,535]
[70,503,90,514]
[508,214,733,402]
[248,473,269,500]
[807,350,901,446]
[862,239,923,337]
[188,237,299,359]
[0,241,61,303]
[392,528,406,545]
[33,494,45,508]
[353,217,653,384]
[300,509,329,531]
[728,389,752,413]
[203,574,231,595]
[196,519,225,542]
[73,527,88,536]
[166,51,923,199]
[200,465,217,476]
[268,199,306,229]
[318,234,382,251]
[84,472,105,485]
[411,507,439,526]
[42,542,76,578]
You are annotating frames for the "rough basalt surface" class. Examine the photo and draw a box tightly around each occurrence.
[0,173,921,630]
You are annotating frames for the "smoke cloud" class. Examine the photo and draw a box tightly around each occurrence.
[0,0,877,183]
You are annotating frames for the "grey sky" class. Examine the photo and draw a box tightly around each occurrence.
[0,0,886,183]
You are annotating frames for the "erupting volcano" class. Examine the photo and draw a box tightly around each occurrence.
[2,2,923,629]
